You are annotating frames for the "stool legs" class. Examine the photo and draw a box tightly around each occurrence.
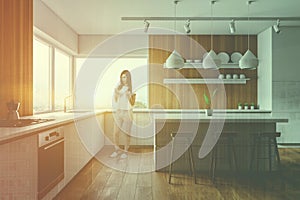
[250,134,281,172]
[168,138,174,184]
[210,137,237,183]
[188,147,197,184]
[168,140,196,184]
[169,144,197,184]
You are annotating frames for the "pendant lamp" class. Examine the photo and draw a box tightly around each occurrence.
[203,0,221,69]
[165,0,184,69]
[239,1,258,69]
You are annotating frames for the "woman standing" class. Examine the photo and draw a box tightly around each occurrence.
[110,70,135,159]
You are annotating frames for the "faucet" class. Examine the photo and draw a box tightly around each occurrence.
[64,95,73,112]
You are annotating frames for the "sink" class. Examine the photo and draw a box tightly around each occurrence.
[0,118,55,127]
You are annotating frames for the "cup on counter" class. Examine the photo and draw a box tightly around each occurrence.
[218,74,225,79]
[240,74,246,79]
[226,74,232,79]
[233,74,238,79]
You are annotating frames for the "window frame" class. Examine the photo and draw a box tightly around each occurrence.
[74,56,149,109]
[33,36,74,114]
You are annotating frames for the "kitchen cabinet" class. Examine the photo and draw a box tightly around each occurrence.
[0,135,37,199]
[0,112,105,199]
[104,112,154,146]
[64,114,104,184]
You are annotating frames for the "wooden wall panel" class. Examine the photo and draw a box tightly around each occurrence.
[0,0,33,118]
[149,35,257,109]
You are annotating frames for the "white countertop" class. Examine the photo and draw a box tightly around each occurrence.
[154,112,289,123]
[0,110,108,144]
[0,109,285,144]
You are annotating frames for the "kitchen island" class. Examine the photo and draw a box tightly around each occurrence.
[154,112,288,173]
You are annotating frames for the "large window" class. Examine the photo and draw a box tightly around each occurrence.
[75,57,148,109]
[33,38,72,113]
[54,49,71,110]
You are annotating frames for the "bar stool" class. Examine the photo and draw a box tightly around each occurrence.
[210,132,238,183]
[250,132,281,172]
[168,132,196,184]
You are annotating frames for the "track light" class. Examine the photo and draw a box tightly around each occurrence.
[229,19,236,34]
[273,19,280,34]
[184,19,191,33]
[144,19,150,32]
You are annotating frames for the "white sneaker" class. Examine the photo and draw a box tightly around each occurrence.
[120,153,127,159]
[110,151,118,158]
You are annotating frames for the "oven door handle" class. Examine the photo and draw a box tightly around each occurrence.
[43,138,64,150]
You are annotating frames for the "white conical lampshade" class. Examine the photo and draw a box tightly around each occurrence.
[165,50,184,69]
[203,50,221,69]
[239,49,258,69]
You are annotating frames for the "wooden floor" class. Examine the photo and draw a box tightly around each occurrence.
[54,147,300,200]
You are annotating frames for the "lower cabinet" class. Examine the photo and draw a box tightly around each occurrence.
[104,112,154,146]
[64,114,105,184]
[0,113,105,200]
[0,135,38,199]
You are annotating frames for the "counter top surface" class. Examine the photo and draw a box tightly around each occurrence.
[0,109,285,144]
[154,112,289,123]
[0,109,107,144]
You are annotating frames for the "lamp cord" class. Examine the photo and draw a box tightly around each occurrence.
[247,2,250,49]
[210,2,213,50]
[174,1,177,50]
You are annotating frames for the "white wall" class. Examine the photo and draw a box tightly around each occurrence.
[33,0,78,53]
[258,28,272,110]
[78,34,148,57]
[272,27,300,144]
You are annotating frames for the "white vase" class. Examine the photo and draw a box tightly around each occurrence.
[205,109,213,116]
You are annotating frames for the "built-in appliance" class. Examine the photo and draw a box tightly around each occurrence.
[38,128,64,199]
[0,118,55,127]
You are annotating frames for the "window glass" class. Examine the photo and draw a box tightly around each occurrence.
[54,49,71,110]
[33,38,72,113]
[33,39,51,113]
[75,57,148,109]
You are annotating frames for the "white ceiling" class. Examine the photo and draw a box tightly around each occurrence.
[41,0,300,35]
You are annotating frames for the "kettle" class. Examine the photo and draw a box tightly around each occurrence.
[7,100,20,120]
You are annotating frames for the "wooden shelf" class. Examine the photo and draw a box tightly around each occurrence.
[164,63,240,69]
[163,78,250,84]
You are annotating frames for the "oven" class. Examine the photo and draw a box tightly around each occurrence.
[38,128,64,199]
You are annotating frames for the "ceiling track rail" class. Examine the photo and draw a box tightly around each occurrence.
[121,17,300,22]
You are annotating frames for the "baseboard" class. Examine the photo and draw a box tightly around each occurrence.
[278,143,300,148]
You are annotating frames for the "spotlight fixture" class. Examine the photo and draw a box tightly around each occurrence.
[184,19,191,33]
[144,19,150,32]
[273,19,280,34]
[229,19,236,34]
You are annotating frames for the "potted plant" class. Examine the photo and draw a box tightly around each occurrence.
[238,103,243,110]
[244,103,249,110]
[203,89,217,116]
[250,102,255,110]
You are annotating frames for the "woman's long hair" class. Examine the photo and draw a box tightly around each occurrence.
[118,70,132,93]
